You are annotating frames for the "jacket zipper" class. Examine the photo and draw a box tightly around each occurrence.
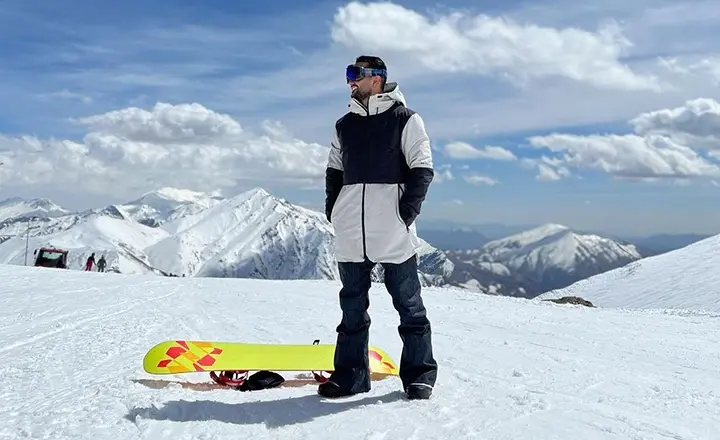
[361,102,370,260]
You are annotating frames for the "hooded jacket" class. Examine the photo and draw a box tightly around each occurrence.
[325,82,434,263]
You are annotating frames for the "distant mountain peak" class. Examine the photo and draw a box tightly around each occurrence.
[120,186,227,228]
[0,196,24,207]
[152,187,223,202]
[446,222,642,298]
[0,196,70,222]
[132,187,224,205]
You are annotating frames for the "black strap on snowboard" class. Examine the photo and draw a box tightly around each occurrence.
[237,370,285,391]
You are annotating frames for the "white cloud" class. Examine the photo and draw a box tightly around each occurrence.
[0,102,329,198]
[444,142,517,161]
[330,1,661,91]
[536,163,564,181]
[629,97,720,148]
[659,57,720,86]
[35,89,93,104]
[530,133,720,178]
[463,173,498,186]
[434,164,454,183]
[525,98,720,180]
[75,102,245,142]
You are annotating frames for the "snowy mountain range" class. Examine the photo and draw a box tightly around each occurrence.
[0,187,647,297]
[0,188,455,286]
[445,224,642,298]
[119,187,225,227]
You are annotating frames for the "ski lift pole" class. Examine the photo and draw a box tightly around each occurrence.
[24,218,39,266]
[24,219,30,266]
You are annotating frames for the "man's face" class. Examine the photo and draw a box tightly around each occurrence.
[347,63,375,101]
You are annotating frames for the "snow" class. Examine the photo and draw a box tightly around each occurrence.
[145,187,338,278]
[444,223,642,298]
[537,232,720,312]
[0,196,70,221]
[0,189,455,284]
[119,187,224,227]
[481,223,641,272]
[0,215,169,273]
[1,261,718,439]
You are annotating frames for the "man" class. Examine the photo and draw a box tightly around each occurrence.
[97,255,107,272]
[322,55,437,400]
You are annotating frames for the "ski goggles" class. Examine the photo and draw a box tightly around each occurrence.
[346,64,387,82]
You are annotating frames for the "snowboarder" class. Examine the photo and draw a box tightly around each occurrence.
[84,253,95,271]
[97,255,106,272]
[321,55,437,400]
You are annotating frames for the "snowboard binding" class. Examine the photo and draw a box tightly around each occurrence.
[209,369,332,391]
[210,370,249,389]
[208,339,333,390]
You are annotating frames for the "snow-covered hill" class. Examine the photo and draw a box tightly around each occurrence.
[447,224,642,298]
[0,188,455,284]
[119,187,224,227]
[0,213,169,274]
[0,196,70,221]
[1,264,718,439]
[537,232,720,311]
[145,188,338,279]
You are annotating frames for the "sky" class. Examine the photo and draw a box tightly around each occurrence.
[1,0,720,236]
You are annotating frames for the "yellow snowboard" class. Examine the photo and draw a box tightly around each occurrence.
[142,340,400,379]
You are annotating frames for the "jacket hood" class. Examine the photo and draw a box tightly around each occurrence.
[348,82,406,116]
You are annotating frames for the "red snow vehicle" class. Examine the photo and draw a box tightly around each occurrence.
[33,247,69,269]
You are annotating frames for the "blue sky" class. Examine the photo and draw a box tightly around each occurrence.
[1,0,720,236]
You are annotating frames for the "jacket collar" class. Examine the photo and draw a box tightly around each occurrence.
[347,82,406,116]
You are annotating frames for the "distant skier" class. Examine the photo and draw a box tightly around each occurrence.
[84,253,95,271]
[97,255,106,272]
[321,56,436,400]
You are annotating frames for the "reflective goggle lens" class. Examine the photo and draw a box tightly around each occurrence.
[346,65,386,82]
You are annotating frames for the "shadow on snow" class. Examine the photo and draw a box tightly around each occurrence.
[125,390,406,428]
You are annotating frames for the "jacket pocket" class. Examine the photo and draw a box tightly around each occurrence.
[396,184,408,231]
[330,185,347,224]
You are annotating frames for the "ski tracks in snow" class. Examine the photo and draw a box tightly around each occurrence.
[0,272,185,440]
[1,267,719,439]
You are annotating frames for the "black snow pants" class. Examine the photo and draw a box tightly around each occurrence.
[330,254,437,393]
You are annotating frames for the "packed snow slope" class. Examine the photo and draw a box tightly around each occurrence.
[1,265,718,439]
[0,214,169,273]
[538,231,720,312]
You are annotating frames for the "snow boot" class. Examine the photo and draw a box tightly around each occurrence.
[405,383,432,400]
[317,380,357,398]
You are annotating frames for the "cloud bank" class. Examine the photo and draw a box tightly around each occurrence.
[331,1,661,91]
[0,103,329,198]
[526,98,720,181]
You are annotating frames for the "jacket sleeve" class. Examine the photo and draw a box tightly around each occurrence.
[399,112,434,226]
[325,126,344,222]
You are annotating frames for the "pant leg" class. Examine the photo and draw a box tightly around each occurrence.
[381,254,437,389]
[332,259,375,393]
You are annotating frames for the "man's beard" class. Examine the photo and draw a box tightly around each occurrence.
[352,87,371,103]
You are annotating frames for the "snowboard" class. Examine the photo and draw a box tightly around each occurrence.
[142,339,399,390]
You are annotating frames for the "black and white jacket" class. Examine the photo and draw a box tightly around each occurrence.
[325,82,434,263]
